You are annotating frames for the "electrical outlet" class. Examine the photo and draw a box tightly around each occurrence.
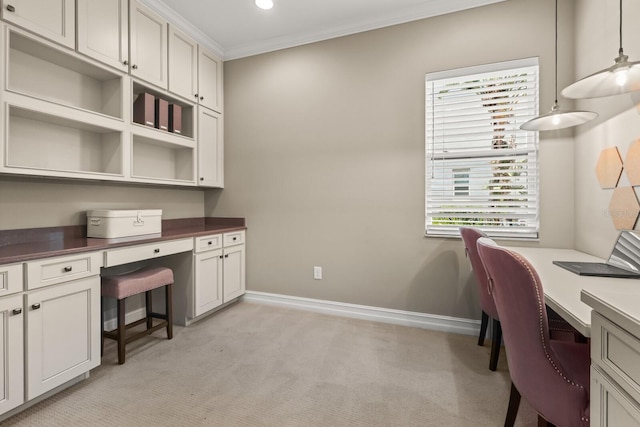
[313,266,322,280]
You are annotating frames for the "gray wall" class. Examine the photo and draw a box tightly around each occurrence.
[209,0,576,319]
[0,176,205,229]
[574,0,640,257]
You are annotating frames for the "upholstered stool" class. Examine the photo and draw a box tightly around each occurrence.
[101,266,174,364]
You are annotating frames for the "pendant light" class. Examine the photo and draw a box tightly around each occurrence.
[521,0,597,131]
[562,0,640,99]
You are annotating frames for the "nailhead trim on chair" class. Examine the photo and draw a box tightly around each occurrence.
[508,249,589,424]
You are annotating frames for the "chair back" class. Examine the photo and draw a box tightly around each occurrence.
[460,227,499,320]
[476,238,589,426]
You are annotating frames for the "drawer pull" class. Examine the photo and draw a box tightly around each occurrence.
[32,303,41,310]
[6,5,15,12]
[64,266,73,272]
[154,248,160,253]
[208,241,213,245]
[233,237,237,241]
[12,308,22,315]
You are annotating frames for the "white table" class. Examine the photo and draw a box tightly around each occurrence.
[507,247,640,338]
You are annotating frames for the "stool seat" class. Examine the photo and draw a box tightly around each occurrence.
[101,266,174,364]
[102,266,174,300]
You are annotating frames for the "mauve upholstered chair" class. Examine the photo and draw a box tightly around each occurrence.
[460,227,502,371]
[476,237,590,427]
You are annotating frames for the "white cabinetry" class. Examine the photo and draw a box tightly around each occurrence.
[0,25,126,180]
[198,47,223,113]
[0,263,24,415]
[129,0,167,90]
[76,0,128,71]
[25,276,100,400]
[168,25,197,102]
[197,107,223,187]
[174,230,245,325]
[0,0,74,48]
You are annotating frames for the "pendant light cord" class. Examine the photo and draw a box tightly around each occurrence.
[554,0,558,105]
[619,0,624,55]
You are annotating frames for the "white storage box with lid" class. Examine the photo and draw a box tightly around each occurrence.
[86,209,162,239]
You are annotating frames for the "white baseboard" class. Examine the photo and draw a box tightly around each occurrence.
[241,291,480,336]
[103,307,147,332]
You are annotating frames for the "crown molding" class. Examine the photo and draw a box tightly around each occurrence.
[224,0,506,60]
[140,0,225,58]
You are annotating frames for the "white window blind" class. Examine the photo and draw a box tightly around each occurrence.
[425,58,539,239]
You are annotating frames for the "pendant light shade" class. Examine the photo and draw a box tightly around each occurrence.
[520,102,598,131]
[562,0,640,99]
[520,0,597,131]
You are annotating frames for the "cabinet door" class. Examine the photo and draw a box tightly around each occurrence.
[198,47,223,113]
[0,294,24,416]
[77,0,128,71]
[1,0,74,48]
[129,1,167,89]
[592,366,640,426]
[193,249,223,317]
[26,276,100,400]
[223,244,245,302]
[197,107,224,187]
[168,25,197,102]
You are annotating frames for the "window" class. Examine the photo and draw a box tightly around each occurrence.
[425,58,539,239]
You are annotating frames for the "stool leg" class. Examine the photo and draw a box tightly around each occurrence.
[101,296,104,357]
[146,291,153,330]
[117,298,126,365]
[166,284,173,340]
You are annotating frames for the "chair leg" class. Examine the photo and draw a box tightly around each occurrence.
[165,283,173,340]
[117,298,126,365]
[478,311,489,346]
[146,290,153,330]
[489,318,502,371]
[504,382,521,427]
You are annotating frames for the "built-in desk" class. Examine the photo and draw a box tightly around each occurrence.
[0,217,246,421]
[506,246,640,426]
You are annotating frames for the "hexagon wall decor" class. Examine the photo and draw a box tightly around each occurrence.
[596,147,623,189]
[625,139,640,186]
[608,186,640,230]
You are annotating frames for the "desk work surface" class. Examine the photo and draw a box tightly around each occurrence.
[0,217,246,265]
[506,247,640,338]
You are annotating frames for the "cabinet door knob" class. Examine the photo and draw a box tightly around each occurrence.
[225,254,229,258]
[132,64,138,69]
[123,60,128,66]
[6,5,15,12]
[32,303,41,310]
[194,93,199,99]
[12,308,22,315]
[64,266,73,272]
[200,96,204,101]
[200,177,204,181]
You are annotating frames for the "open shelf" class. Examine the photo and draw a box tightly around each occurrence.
[131,134,194,183]
[7,106,123,176]
[6,28,124,120]
[132,80,194,138]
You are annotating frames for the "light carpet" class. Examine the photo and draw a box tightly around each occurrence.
[3,300,537,426]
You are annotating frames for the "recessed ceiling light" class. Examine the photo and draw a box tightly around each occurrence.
[255,0,273,10]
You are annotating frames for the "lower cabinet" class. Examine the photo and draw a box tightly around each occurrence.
[0,294,24,415]
[25,276,101,400]
[186,230,245,322]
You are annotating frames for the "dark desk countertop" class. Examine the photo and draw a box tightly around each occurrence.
[0,217,246,264]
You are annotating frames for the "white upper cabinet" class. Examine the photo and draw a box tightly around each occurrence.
[0,0,75,48]
[198,47,223,113]
[129,0,167,89]
[77,0,128,72]
[198,106,223,187]
[168,25,197,102]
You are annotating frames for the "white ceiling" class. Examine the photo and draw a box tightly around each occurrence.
[143,0,506,60]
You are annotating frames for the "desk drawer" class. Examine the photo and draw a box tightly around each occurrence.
[195,234,223,253]
[223,230,245,247]
[26,252,101,290]
[104,238,193,267]
[0,263,23,296]
[593,312,640,405]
